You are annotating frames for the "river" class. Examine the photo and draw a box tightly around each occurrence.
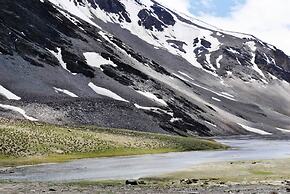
[1,138,290,182]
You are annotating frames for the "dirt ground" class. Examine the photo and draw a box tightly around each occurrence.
[0,181,289,194]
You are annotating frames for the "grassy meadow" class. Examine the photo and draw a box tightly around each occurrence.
[0,118,227,166]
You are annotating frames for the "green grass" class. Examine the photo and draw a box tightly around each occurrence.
[250,170,273,176]
[0,118,227,167]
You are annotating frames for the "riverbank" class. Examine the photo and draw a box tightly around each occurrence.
[0,181,288,194]
[0,118,226,167]
[142,158,290,191]
[1,159,289,193]
[163,158,290,183]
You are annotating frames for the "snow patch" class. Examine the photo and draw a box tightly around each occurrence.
[212,97,221,102]
[57,9,84,30]
[236,58,242,66]
[53,87,78,98]
[205,121,217,128]
[134,104,173,116]
[83,52,117,70]
[98,31,112,42]
[48,47,76,74]
[0,104,37,121]
[220,80,225,86]
[216,32,222,36]
[221,92,235,98]
[0,85,21,100]
[268,73,278,80]
[178,71,194,81]
[263,53,272,64]
[174,73,236,101]
[226,71,233,76]
[88,82,128,102]
[216,55,223,69]
[170,118,182,123]
[137,91,167,106]
[238,123,272,135]
[276,127,290,133]
[217,93,236,101]
[205,54,215,70]
[245,42,267,81]
[227,48,240,55]
[245,41,256,52]
[252,61,266,80]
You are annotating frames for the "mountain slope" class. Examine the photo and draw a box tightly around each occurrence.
[0,0,290,136]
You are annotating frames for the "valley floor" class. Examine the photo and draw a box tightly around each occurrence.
[1,119,290,193]
[1,159,290,193]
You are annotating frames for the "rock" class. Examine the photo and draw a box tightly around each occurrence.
[137,180,146,185]
[180,178,195,184]
[125,179,138,185]
[54,149,64,154]
[48,188,56,192]
[185,179,193,184]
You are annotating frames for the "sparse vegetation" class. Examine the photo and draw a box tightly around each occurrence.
[156,159,290,184]
[0,118,227,166]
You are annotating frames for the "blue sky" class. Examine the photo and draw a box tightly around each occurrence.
[190,0,245,17]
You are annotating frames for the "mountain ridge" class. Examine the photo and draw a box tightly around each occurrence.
[0,0,290,137]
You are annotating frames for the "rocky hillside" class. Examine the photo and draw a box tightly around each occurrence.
[0,0,290,136]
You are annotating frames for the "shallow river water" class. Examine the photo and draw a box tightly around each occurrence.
[1,138,290,182]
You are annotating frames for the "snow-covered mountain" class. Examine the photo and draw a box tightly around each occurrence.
[0,0,290,136]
